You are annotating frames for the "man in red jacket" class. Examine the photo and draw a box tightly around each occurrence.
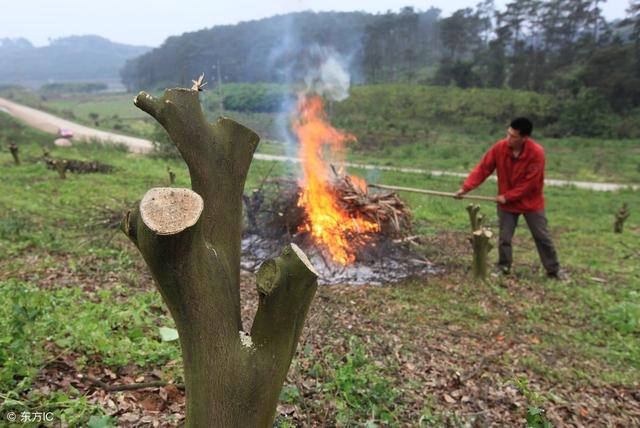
[454,117,560,278]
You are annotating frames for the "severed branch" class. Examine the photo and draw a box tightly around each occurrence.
[250,243,318,424]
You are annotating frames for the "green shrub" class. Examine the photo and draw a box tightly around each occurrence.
[221,83,295,112]
[549,89,619,138]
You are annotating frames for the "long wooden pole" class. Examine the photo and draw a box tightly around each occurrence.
[368,183,497,202]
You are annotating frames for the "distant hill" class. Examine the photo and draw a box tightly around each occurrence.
[0,35,151,87]
[120,9,443,91]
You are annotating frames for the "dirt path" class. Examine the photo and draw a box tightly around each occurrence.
[0,97,153,153]
[2,97,637,192]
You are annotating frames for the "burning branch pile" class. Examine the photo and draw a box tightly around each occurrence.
[242,171,420,284]
[331,172,412,236]
[243,91,429,284]
[244,173,412,243]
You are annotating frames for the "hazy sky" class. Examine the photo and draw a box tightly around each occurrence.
[0,0,631,47]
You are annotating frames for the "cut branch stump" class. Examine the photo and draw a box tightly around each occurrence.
[466,204,493,281]
[123,85,318,427]
[614,203,630,233]
[9,143,20,165]
[53,159,68,179]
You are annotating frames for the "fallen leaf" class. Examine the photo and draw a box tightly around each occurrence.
[159,327,179,342]
[140,395,165,412]
[277,403,297,415]
[120,412,139,423]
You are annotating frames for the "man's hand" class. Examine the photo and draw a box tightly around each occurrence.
[496,195,507,204]
[454,188,466,199]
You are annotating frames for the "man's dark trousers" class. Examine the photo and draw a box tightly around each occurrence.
[497,207,559,275]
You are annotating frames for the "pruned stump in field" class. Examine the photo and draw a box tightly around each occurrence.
[9,143,20,165]
[167,166,176,185]
[53,159,68,179]
[467,204,493,281]
[614,203,630,233]
[122,85,318,428]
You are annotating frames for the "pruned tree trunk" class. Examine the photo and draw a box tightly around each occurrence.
[9,143,19,165]
[614,203,630,233]
[54,159,68,179]
[466,204,493,281]
[123,86,318,427]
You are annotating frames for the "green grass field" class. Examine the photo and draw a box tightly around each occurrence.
[4,87,639,184]
[1,109,639,426]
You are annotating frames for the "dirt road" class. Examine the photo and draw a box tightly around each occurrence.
[0,97,153,153]
[1,97,637,192]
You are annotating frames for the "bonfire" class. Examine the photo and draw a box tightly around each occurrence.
[241,92,423,284]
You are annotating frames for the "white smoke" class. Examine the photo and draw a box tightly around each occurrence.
[304,48,351,102]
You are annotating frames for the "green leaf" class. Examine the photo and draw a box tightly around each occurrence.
[159,327,179,342]
[279,385,300,402]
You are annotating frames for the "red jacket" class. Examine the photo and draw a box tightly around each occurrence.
[463,138,545,213]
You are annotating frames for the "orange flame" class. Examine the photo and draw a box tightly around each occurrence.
[292,94,380,265]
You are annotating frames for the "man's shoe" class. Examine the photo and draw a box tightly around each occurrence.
[547,270,569,281]
[498,265,511,275]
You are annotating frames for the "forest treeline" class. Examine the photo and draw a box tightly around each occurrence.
[122,1,640,138]
[122,1,640,116]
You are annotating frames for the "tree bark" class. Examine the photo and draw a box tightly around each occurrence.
[124,87,318,427]
[466,204,493,281]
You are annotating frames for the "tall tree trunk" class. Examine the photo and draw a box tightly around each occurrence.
[123,87,318,427]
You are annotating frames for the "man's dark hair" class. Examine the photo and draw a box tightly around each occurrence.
[510,117,533,136]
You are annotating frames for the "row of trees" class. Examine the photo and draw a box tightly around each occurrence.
[434,0,640,114]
